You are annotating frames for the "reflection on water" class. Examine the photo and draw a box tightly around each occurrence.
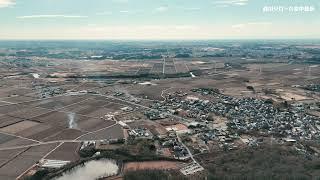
[54,159,118,180]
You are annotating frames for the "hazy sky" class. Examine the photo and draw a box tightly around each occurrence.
[0,0,319,39]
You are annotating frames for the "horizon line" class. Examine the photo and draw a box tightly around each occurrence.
[0,38,319,41]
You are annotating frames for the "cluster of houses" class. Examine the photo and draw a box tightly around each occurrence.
[302,84,320,92]
[144,88,320,149]
[128,128,152,139]
[161,130,191,160]
[33,85,65,98]
[126,125,191,161]
[144,109,168,120]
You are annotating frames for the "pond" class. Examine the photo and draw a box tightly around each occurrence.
[54,159,119,180]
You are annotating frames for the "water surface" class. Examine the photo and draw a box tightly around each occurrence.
[54,159,118,180]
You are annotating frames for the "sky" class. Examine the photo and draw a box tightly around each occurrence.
[0,0,319,40]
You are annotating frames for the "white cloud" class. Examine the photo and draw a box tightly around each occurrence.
[118,10,142,14]
[155,6,169,12]
[212,0,249,7]
[17,15,88,19]
[0,0,15,8]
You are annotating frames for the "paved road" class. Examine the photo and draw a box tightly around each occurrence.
[0,91,192,152]
[1,89,200,179]
[177,135,204,171]
[95,93,203,168]
[160,87,174,102]
[0,122,118,151]
[95,93,193,123]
